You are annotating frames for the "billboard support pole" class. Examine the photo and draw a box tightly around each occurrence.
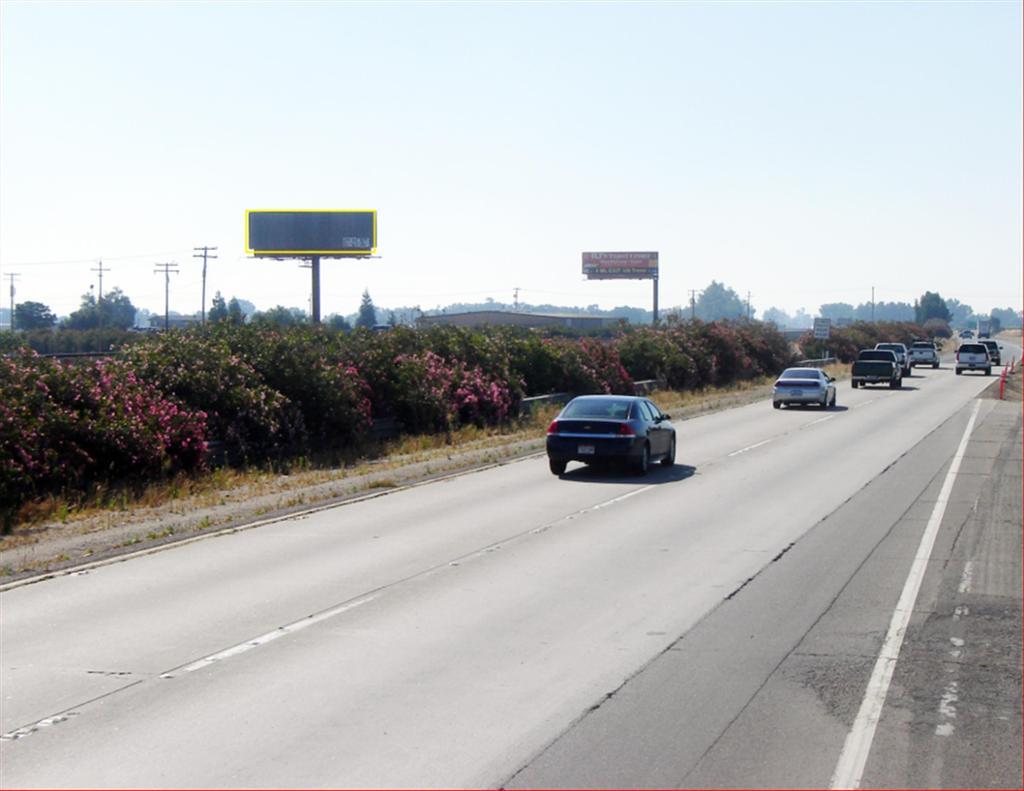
[310,255,321,324]
[653,275,659,325]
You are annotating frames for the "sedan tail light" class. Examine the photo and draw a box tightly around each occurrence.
[617,423,636,437]
[546,420,560,435]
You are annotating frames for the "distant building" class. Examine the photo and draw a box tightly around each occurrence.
[148,315,200,330]
[416,310,620,330]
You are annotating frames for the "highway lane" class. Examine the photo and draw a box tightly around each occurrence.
[1,352,1017,787]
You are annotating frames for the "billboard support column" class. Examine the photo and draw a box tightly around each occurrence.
[653,275,659,325]
[310,255,321,324]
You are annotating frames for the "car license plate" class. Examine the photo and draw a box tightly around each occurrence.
[578,444,595,455]
[791,390,803,396]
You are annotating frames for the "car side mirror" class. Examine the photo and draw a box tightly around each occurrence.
[660,413,670,421]
[829,376,836,382]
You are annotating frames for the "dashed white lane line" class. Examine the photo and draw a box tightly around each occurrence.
[808,414,837,426]
[592,486,655,509]
[728,439,773,457]
[162,594,379,677]
[830,399,981,789]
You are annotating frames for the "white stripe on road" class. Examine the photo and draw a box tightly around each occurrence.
[728,439,773,457]
[808,415,836,426]
[830,399,982,789]
[592,486,655,509]
[164,594,379,677]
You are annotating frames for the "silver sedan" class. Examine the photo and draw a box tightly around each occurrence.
[772,367,837,409]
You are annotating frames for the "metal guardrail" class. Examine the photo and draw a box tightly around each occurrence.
[795,357,838,368]
[517,379,667,416]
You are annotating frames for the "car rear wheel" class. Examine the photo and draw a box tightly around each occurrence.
[549,459,566,475]
[986,367,992,376]
[773,401,781,408]
[830,391,837,407]
[932,362,939,369]
[661,436,675,467]
[851,381,859,389]
[634,443,650,476]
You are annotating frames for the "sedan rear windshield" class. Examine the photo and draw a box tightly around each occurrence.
[911,342,935,349]
[561,398,634,419]
[778,369,821,379]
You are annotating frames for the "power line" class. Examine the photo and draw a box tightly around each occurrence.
[153,262,180,331]
[3,249,192,267]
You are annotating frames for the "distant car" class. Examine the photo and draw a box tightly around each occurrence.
[772,367,837,409]
[955,343,991,375]
[959,329,975,339]
[875,343,912,377]
[908,341,940,369]
[546,395,675,475]
[979,339,1001,366]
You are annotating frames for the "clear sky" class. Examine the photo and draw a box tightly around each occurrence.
[1,0,1021,321]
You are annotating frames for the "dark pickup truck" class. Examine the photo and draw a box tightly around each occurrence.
[852,349,902,389]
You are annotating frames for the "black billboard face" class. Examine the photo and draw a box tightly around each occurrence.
[247,210,376,254]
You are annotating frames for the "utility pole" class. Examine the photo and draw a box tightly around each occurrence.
[90,260,109,301]
[90,260,109,331]
[6,273,20,331]
[871,286,875,323]
[513,287,520,312]
[689,289,699,321]
[746,291,752,322]
[193,246,218,324]
[154,262,180,331]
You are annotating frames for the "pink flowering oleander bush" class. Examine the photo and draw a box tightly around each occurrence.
[617,320,795,389]
[389,351,513,433]
[210,325,372,449]
[0,350,207,532]
[124,330,302,464]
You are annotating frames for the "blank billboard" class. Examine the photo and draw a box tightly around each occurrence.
[247,210,377,255]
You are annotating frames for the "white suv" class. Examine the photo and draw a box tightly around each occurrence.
[955,343,991,376]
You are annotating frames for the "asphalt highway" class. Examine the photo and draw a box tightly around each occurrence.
[2,347,1020,788]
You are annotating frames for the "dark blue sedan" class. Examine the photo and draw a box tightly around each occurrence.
[546,395,676,476]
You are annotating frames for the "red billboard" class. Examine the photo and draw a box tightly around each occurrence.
[582,251,658,280]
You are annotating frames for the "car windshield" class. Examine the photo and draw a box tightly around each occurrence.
[561,398,634,419]
[779,369,820,379]
[911,342,934,349]
[877,344,903,351]
[859,351,895,360]
[960,344,987,353]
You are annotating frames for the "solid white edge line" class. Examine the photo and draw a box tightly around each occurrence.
[830,399,982,789]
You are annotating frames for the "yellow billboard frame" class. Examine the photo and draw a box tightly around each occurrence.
[245,209,377,255]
